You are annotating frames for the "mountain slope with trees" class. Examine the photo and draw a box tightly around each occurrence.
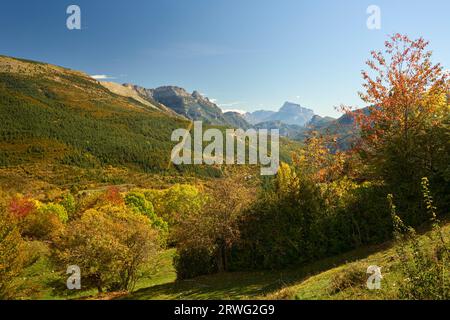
[0,55,189,173]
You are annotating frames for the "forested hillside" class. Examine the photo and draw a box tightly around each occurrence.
[0,55,189,172]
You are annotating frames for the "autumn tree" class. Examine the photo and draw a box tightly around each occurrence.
[52,204,160,293]
[344,34,449,222]
[291,132,347,184]
[353,33,448,148]
[173,179,254,278]
[8,195,36,219]
[103,186,123,205]
[124,191,168,235]
[145,184,205,228]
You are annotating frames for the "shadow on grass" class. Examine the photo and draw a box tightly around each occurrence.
[121,242,391,300]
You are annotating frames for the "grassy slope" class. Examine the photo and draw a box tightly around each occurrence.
[283,224,449,300]
[119,222,449,300]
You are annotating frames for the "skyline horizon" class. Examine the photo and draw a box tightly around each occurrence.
[97,76,322,117]
[85,63,336,117]
[3,51,331,118]
[100,77,329,117]
[1,48,444,120]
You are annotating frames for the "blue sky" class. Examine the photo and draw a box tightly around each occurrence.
[1,0,449,117]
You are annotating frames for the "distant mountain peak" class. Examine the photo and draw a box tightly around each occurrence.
[244,101,315,127]
[280,101,313,114]
[152,86,191,98]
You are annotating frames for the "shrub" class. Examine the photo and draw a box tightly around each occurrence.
[103,186,123,205]
[145,184,205,227]
[8,195,35,219]
[75,191,104,216]
[51,204,160,293]
[125,191,168,234]
[174,248,217,279]
[124,192,154,217]
[60,193,76,218]
[388,178,450,300]
[329,265,367,295]
[38,203,68,223]
[17,201,67,241]
[20,208,65,241]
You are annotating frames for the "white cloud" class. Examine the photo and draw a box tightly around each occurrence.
[217,101,247,114]
[90,75,116,80]
[222,109,247,114]
[198,93,218,104]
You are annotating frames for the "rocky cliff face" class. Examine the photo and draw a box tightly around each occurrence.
[223,111,252,129]
[244,102,314,126]
[307,115,335,128]
[265,102,315,126]
[254,120,304,138]
[124,84,251,128]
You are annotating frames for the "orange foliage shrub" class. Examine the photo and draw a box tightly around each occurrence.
[8,196,36,219]
[103,186,123,205]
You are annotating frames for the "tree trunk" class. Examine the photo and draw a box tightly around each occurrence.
[216,242,228,272]
[217,247,224,273]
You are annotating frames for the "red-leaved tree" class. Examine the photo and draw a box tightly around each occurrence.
[342,34,449,224]
[8,195,36,219]
[344,34,448,178]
